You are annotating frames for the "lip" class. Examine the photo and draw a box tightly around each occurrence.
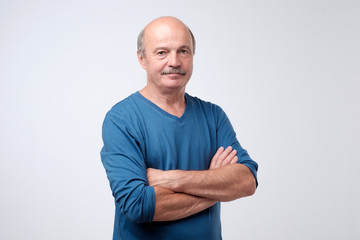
[164,72,186,76]
[161,70,186,76]
[166,73,183,76]
[164,73,184,78]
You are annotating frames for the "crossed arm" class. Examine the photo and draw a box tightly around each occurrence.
[147,146,257,221]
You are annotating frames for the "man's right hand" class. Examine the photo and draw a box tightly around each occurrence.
[209,146,238,170]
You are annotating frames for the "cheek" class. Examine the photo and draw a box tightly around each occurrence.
[184,60,193,71]
[149,60,167,72]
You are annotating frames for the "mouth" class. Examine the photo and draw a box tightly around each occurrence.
[161,69,186,76]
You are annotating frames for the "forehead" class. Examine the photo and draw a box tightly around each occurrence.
[144,20,192,50]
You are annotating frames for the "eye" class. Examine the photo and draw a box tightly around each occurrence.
[179,49,189,55]
[157,50,166,56]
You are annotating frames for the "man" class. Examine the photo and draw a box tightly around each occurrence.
[101,16,258,240]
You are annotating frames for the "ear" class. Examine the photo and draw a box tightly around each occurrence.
[137,51,147,70]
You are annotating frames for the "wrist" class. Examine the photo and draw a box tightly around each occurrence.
[169,169,189,192]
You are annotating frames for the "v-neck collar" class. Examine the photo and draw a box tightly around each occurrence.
[134,91,190,121]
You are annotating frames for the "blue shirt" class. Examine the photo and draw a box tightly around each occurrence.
[101,92,258,240]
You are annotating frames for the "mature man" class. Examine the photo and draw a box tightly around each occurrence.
[101,16,258,240]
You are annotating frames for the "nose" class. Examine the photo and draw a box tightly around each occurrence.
[168,52,180,68]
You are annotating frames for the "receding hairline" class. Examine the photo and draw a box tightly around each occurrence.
[137,17,196,57]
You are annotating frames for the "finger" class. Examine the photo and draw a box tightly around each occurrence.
[209,147,224,169]
[215,146,232,167]
[146,168,154,185]
[218,146,233,162]
[230,155,238,164]
[146,168,152,177]
[221,149,237,166]
[210,147,224,169]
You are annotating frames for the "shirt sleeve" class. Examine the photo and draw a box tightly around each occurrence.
[214,105,259,186]
[100,112,155,223]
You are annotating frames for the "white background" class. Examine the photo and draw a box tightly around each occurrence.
[1,0,359,239]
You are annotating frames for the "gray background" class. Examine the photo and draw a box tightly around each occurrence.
[1,0,359,239]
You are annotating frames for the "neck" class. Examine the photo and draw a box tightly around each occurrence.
[139,86,186,118]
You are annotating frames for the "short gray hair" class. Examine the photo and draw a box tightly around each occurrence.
[137,27,196,58]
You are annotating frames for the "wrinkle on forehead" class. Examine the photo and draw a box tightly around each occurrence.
[144,17,193,52]
[144,16,188,34]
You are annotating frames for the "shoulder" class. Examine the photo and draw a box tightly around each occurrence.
[102,93,148,135]
[105,92,142,121]
[102,92,146,140]
[186,93,224,115]
[186,93,231,130]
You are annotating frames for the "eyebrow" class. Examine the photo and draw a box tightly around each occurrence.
[178,45,192,51]
[153,45,192,53]
[153,47,168,53]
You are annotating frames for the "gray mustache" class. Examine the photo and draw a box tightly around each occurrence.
[161,68,186,75]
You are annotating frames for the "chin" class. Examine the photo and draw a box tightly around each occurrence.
[166,80,189,89]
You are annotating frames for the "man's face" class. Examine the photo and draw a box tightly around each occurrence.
[138,18,194,93]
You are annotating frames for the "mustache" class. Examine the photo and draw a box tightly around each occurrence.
[161,68,186,76]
